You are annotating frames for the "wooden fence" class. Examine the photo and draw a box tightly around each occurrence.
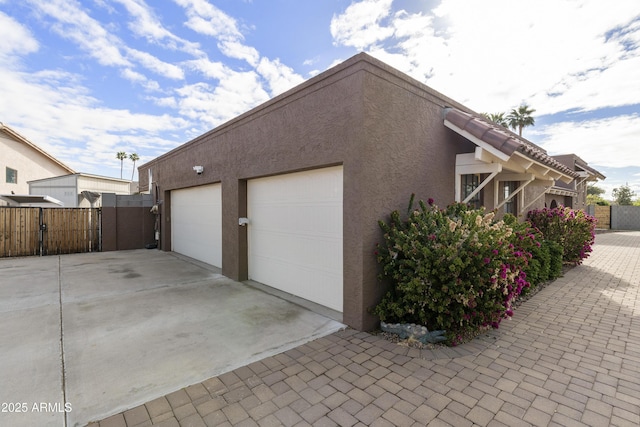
[593,205,611,229]
[0,207,100,257]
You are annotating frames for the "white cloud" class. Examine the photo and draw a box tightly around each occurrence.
[530,53,640,116]
[121,68,148,83]
[6,0,634,183]
[2,0,307,178]
[427,0,634,101]
[330,0,640,200]
[174,74,269,128]
[256,57,305,96]
[533,114,640,168]
[0,11,39,61]
[28,0,189,90]
[174,0,304,100]
[126,48,185,80]
[330,0,640,116]
[29,0,131,67]
[175,0,266,72]
[113,0,204,57]
[184,57,229,80]
[175,0,243,40]
[120,68,161,91]
[303,58,317,67]
[149,96,178,108]
[330,0,394,50]
[218,39,260,66]
[0,62,186,175]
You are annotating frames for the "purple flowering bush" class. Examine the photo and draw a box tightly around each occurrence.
[526,206,596,265]
[374,200,530,345]
[503,215,563,294]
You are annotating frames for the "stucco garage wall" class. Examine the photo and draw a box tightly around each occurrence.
[345,68,476,329]
[138,54,477,331]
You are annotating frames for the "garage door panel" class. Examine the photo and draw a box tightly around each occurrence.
[251,231,341,272]
[249,206,341,236]
[250,253,342,308]
[248,166,343,312]
[171,184,222,268]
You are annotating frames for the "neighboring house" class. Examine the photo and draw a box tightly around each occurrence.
[0,122,75,205]
[548,154,606,211]
[29,173,132,207]
[137,53,598,331]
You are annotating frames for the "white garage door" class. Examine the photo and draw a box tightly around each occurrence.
[248,166,343,312]
[171,184,222,267]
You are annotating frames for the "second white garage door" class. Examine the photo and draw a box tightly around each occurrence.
[248,166,343,312]
[171,184,222,268]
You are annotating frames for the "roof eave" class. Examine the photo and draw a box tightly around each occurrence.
[443,108,578,183]
[0,124,75,174]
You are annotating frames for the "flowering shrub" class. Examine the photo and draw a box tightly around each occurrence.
[527,206,596,264]
[374,200,530,344]
[504,215,562,292]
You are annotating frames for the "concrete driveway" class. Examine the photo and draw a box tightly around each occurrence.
[0,250,344,427]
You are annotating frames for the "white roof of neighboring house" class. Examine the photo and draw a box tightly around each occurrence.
[28,172,131,184]
[0,194,64,206]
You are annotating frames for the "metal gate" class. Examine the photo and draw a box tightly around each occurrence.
[0,207,101,257]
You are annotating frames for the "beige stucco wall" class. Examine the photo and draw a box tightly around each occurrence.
[28,174,131,207]
[77,175,131,207]
[545,194,573,210]
[0,132,71,202]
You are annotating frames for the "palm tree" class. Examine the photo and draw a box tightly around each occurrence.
[116,151,127,179]
[507,104,536,137]
[129,153,140,181]
[482,112,509,128]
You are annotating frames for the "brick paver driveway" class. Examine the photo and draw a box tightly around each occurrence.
[92,231,640,427]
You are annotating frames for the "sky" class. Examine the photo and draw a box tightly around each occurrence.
[1,0,639,199]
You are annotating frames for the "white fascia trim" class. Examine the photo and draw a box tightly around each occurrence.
[454,153,502,202]
[444,120,511,162]
[513,151,574,184]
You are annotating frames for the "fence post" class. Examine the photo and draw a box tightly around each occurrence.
[98,208,102,252]
[39,207,43,256]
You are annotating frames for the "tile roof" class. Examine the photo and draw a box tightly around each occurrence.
[443,108,578,178]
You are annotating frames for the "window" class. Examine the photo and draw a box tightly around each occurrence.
[6,167,17,184]
[503,181,518,214]
[462,174,482,209]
